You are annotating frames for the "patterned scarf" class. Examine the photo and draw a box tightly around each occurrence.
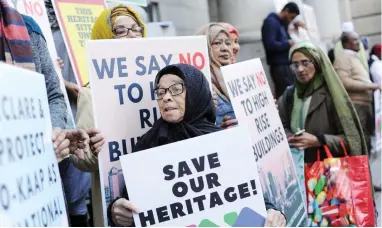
[91,5,147,40]
[0,0,35,71]
[289,42,368,156]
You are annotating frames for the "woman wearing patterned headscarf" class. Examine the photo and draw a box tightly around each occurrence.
[74,5,147,172]
[196,23,238,129]
[71,5,147,226]
[91,4,146,40]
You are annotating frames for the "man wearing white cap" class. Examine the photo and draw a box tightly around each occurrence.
[334,22,369,70]
[334,31,381,157]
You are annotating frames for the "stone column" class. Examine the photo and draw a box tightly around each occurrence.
[338,0,352,23]
[304,0,342,44]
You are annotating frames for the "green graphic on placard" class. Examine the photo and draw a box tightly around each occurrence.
[199,219,219,227]
[188,207,265,227]
[224,212,238,226]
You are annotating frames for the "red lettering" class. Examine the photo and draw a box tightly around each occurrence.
[179,53,191,65]
[256,71,267,87]
[24,0,43,17]
[192,52,205,70]
[178,52,205,70]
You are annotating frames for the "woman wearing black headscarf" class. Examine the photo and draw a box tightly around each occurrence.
[108,64,286,227]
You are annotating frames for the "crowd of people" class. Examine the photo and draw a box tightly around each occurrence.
[1,0,381,226]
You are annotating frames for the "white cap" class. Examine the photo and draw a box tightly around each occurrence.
[342,22,355,33]
[292,15,304,24]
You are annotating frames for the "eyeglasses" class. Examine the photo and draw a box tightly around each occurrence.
[113,26,143,37]
[154,83,185,100]
[290,60,313,71]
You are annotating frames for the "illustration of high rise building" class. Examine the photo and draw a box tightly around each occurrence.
[118,169,125,196]
[108,167,120,200]
[105,186,111,205]
[268,172,278,200]
[259,167,271,197]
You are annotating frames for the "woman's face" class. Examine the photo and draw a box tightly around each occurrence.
[291,52,316,84]
[229,33,240,61]
[156,74,187,123]
[211,32,232,66]
[112,15,143,39]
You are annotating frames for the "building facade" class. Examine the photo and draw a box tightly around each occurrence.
[118,0,380,92]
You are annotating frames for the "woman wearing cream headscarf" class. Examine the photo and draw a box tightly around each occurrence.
[197,23,239,129]
[73,5,146,226]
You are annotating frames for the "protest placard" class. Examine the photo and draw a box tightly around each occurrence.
[221,58,307,226]
[53,0,107,86]
[87,36,211,225]
[120,126,266,227]
[6,0,76,129]
[0,63,68,227]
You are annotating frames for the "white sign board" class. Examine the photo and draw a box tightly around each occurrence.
[221,58,306,226]
[120,127,267,227]
[86,36,211,225]
[0,63,68,227]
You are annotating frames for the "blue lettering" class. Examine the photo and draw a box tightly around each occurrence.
[139,108,159,129]
[148,55,160,75]
[114,84,126,105]
[130,137,140,152]
[117,57,128,77]
[140,109,152,129]
[150,81,155,101]
[128,83,143,103]
[92,58,115,79]
[161,54,173,66]
[135,56,146,76]
[153,107,159,123]
[121,139,128,155]
[109,141,121,162]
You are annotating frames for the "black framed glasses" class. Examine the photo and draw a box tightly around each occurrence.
[113,25,143,37]
[290,60,313,71]
[154,83,185,100]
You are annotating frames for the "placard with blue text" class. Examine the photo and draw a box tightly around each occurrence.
[86,36,211,225]
[0,63,68,227]
[120,127,267,227]
[221,58,307,226]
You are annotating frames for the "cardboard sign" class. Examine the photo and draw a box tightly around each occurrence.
[53,0,107,86]
[0,63,68,227]
[87,36,211,225]
[120,127,267,227]
[221,58,307,226]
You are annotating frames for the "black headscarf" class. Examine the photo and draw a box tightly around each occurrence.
[133,64,221,152]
